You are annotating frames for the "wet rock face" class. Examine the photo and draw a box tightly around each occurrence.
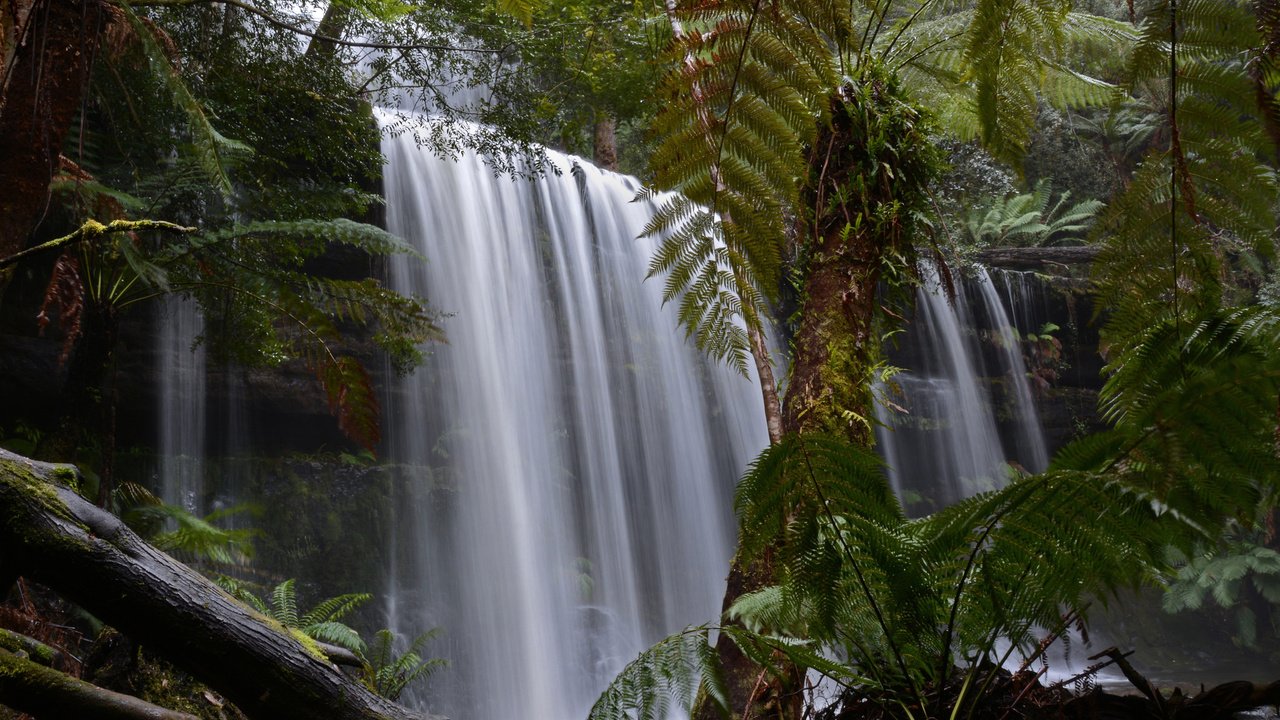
[983,267,1106,456]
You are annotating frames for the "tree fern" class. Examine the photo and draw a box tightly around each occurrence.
[645,0,841,371]
[593,435,1169,719]
[646,0,1120,372]
[1092,0,1279,352]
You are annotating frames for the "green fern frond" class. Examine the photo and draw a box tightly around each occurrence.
[300,592,373,627]
[117,4,249,197]
[1097,307,1280,528]
[1096,0,1277,347]
[587,627,727,720]
[305,621,367,654]
[362,628,446,700]
[127,503,259,566]
[271,579,300,628]
[214,576,270,615]
[644,0,841,368]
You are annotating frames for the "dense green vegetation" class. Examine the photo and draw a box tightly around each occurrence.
[1,0,1278,717]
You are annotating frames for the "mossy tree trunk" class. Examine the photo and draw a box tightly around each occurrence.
[0,448,437,720]
[697,73,940,720]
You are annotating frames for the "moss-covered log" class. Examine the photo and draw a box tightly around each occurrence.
[974,246,1099,271]
[0,647,199,720]
[0,448,437,720]
[0,629,60,667]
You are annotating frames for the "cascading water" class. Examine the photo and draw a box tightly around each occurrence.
[157,294,208,513]
[875,263,1048,511]
[380,116,769,719]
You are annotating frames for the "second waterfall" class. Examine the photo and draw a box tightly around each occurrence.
[380,123,770,719]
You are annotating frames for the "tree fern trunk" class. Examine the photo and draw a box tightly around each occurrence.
[0,0,106,266]
[698,75,938,719]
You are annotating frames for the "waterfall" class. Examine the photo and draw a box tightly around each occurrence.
[381,119,769,719]
[875,263,1048,511]
[157,294,208,513]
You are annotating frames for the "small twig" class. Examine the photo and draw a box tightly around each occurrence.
[741,665,772,720]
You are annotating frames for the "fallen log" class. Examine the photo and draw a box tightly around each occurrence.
[0,627,62,667]
[0,448,436,720]
[0,647,199,720]
[974,246,1099,271]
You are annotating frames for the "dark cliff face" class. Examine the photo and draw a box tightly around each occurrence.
[991,270,1106,455]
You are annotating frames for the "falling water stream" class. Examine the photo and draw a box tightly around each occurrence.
[875,263,1049,511]
[381,119,769,719]
[157,294,207,514]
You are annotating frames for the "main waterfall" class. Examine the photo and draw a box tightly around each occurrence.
[380,123,770,719]
[142,121,1061,716]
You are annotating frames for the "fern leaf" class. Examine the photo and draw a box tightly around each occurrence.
[271,579,299,628]
[301,592,373,627]
[587,627,727,720]
[117,4,248,197]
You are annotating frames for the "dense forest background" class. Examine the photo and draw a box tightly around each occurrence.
[1,0,1280,718]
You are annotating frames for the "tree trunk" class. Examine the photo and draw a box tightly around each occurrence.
[0,0,107,263]
[592,113,619,172]
[698,77,938,720]
[304,2,351,59]
[0,448,439,720]
[0,647,200,720]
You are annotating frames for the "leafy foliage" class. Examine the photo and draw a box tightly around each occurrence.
[593,298,1280,718]
[588,627,727,720]
[1164,533,1280,649]
[1091,0,1280,351]
[219,578,372,655]
[49,9,451,453]
[643,0,843,372]
[645,0,1119,372]
[126,503,260,567]
[957,179,1104,247]
[1095,307,1280,529]
[361,628,447,701]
